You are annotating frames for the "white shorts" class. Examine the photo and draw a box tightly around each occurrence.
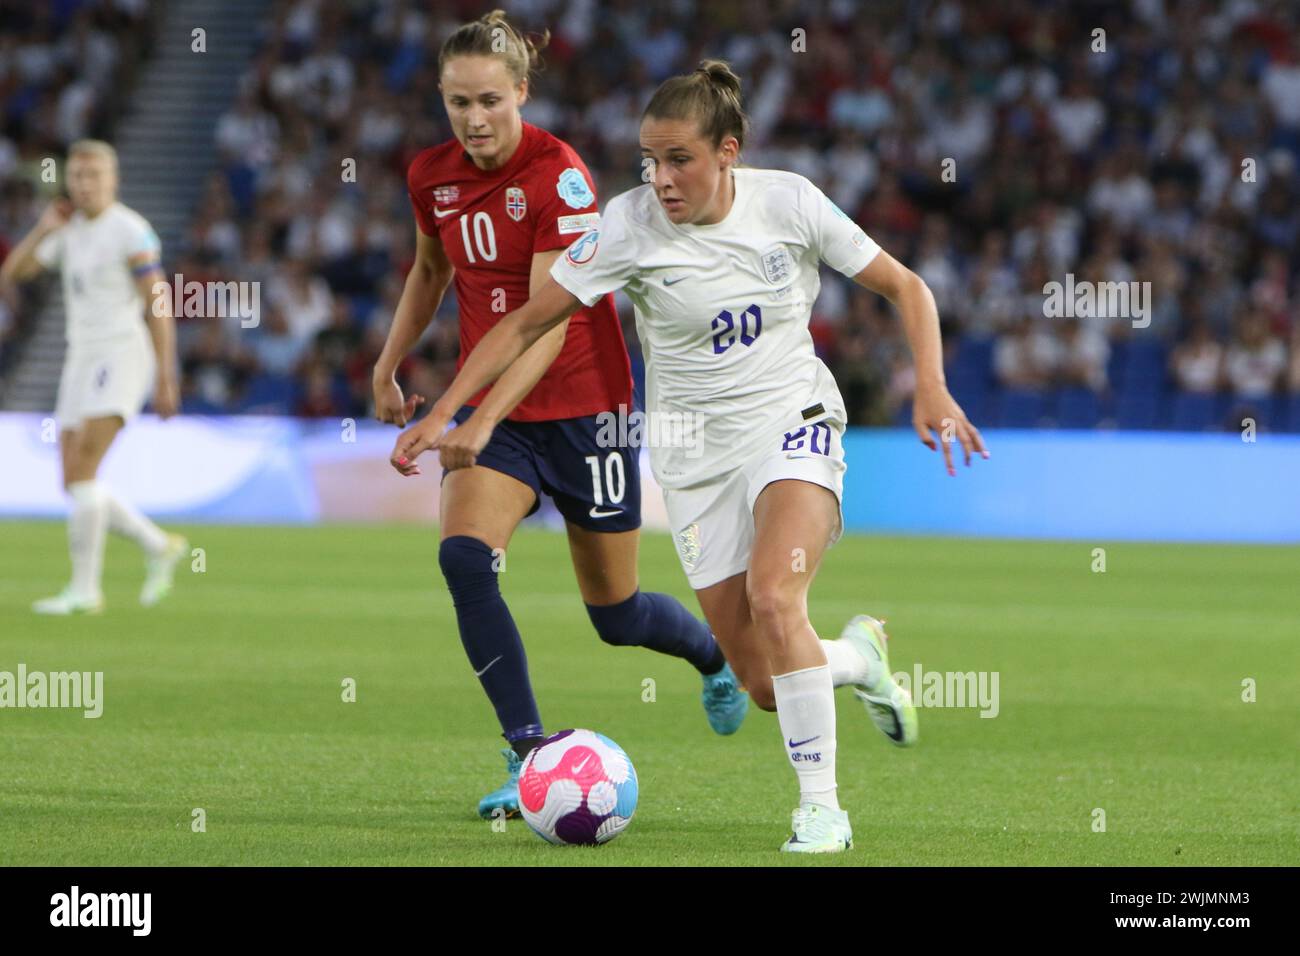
[663,418,847,589]
[56,335,155,430]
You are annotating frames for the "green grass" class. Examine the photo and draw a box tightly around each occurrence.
[0,520,1297,866]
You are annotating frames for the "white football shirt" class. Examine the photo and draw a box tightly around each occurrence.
[550,167,880,488]
[34,201,160,349]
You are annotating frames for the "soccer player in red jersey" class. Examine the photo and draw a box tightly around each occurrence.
[372,11,747,819]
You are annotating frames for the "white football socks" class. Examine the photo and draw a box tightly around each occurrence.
[821,638,873,687]
[772,664,839,811]
[103,485,169,555]
[67,480,169,598]
[67,480,108,599]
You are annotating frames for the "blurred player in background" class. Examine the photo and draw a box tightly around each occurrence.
[396,61,989,853]
[372,12,747,820]
[0,140,187,615]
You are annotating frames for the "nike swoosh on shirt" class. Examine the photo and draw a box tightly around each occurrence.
[473,654,502,677]
[433,208,460,218]
[663,275,688,285]
[589,507,621,518]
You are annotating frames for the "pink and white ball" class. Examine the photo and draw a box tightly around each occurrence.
[518,729,639,845]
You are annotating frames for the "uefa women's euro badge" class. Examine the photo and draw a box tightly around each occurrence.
[556,167,595,209]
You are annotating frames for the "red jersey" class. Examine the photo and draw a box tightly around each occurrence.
[407,122,633,421]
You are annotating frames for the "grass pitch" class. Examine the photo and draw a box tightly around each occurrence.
[0,521,1296,866]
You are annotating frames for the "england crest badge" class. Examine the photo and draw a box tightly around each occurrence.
[676,522,701,570]
[761,245,792,285]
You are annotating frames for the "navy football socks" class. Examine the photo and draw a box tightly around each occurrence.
[586,590,725,674]
[439,535,544,746]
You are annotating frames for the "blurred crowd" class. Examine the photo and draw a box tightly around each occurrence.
[0,0,157,377]
[5,0,1300,431]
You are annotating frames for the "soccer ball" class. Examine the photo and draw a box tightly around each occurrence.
[518,729,638,845]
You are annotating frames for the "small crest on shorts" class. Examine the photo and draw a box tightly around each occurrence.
[761,245,792,285]
[676,522,701,570]
[505,186,527,221]
[433,185,460,205]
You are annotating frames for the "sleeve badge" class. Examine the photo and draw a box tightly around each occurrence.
[556,167,595,209]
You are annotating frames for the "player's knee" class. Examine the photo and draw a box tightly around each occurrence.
[438,535,503,604]
[585,591,644,647]
[746,580,801,632]
[61,454,88,491]
[62,467,92,492]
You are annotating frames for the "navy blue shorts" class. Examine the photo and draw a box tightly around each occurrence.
[449,405,641,533]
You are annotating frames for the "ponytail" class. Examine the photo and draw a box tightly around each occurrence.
[643,59,750,152]
[438,9,549,85]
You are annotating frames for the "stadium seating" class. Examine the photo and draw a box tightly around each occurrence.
[237,374,299,414]
[1169,392,1219,432]
[943,336,994,424]
[1106,340,1129,392]
[1119,340,1168,395]
[1223,396,1282,433]
[996,390,1049,429]
[3,1,1295,434]
[1056,388,1103,429]
[1114,389,1161,430]
[1284,394,1300,433]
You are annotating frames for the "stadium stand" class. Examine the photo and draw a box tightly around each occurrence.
[2,0,1298,433]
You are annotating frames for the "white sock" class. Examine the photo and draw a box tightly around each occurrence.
[772,664,839,811]
[103,486,168,555]
[67,480,109,598]
[821,638,873,688]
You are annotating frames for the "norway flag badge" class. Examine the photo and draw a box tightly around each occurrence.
[505,186,527,222]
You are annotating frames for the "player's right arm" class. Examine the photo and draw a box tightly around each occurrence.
[389,276,582,475]
[371,224,455,425]
[0,200,72,286]
[391,192,638,475]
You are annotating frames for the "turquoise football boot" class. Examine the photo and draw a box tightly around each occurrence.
[702,661,749,735]
[476,747,523,819]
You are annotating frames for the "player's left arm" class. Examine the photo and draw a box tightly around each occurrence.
[134,264,180,419]
[436,249,573,468]
[852,250,988,474]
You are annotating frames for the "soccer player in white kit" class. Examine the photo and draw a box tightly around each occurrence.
[392,62,988,852]
[0,140,187,614]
